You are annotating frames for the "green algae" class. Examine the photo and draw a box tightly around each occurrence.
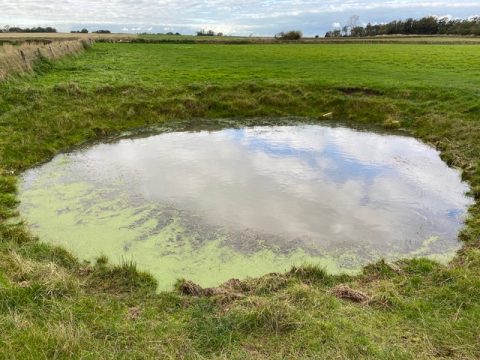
[20,155,341,290]
[20,175,339,290]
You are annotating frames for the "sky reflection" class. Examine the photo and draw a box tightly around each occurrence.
[19,124,473,287]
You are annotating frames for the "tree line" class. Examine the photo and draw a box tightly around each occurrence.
[70,29,111,34]
[326,16,480,37]
[196,29,223,37]
[0,26,57,33]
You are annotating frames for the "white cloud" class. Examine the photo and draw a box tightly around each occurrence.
[1,0,479,35]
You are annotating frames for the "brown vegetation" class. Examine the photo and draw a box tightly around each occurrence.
[331,284,370,303]
[178,278,246,299]
[0,39,92,81]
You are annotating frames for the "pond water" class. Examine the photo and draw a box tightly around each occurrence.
[19,124,473,289]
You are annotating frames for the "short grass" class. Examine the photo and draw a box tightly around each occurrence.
[24,43,480,91]
[0,42,479,359]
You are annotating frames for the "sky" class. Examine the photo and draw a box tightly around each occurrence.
[1,1,479,36]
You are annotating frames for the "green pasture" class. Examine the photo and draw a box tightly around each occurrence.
[0,41,479,359]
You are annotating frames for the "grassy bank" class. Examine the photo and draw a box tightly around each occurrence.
[0,39,91,81]
[0,42,479,358]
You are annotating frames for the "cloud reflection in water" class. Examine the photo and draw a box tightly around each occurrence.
[20,125,473,287]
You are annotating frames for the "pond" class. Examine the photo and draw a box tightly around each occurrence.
[19,124,473,289]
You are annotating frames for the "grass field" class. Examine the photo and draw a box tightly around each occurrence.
[27,43,480,90]
[0,41,480,359]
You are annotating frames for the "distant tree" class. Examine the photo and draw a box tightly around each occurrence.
[325,29,342,38]
[7,27,22,32]
[331,15,480,37]
[196,29,215,36]
[275,30,303,40]
[350,26,365,37]
[343,15,360,36]
[71,28,89,34]
[348,15,360,29]
[93,30,111,34]
[5,26,57,33]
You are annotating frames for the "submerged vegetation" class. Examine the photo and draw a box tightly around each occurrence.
[0,41,479,358]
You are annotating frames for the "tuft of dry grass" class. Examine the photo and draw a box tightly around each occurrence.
[5,250,80,297]
[0,39,92,81]
[330,284,370,303]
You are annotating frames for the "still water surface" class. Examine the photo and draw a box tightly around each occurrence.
[20,124,472,289]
